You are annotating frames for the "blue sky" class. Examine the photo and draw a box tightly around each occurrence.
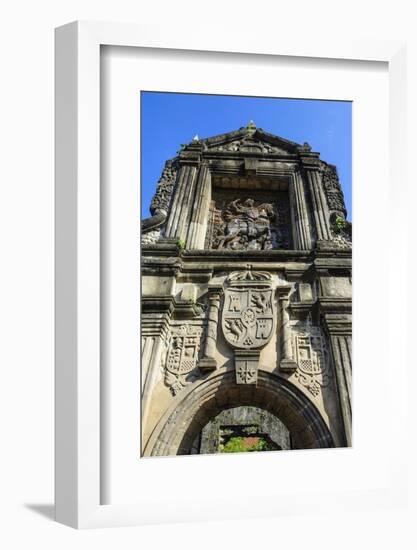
[141,92,352,221]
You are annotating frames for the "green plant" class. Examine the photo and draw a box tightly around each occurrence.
[332,216,347,234]
[176,239,186,250]
[220,436,273,453]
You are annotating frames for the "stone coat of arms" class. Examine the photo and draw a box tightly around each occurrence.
[222,287,275,349]
[221,269,276,384]
[164,324,203,395]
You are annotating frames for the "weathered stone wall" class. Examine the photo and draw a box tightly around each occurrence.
[141,123,352,456]
[197,406,291,454]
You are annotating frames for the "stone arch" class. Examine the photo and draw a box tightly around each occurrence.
[143,370,334,456]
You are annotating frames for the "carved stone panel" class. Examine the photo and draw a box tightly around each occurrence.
[292,324,331,398]
[222,287,274,350]
[235,350,259,385]
[150,160,178,216]
[221,269,276,385]
[321,164,347,219]
[205,189,292,250]
[207,138,289,155]
[164,324,203,396]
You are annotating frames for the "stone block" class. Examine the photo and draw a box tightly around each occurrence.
[235,350,260,384]
[180,284,196,303]
[298,282,313,302]
[280,358,298,373]
[320,276,351,298]
[198,357,217,372]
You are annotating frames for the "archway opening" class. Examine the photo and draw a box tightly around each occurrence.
[191,406,291,454]
[145,371,334,457]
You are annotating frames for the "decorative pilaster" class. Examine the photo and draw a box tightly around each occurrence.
[187,162,211,249]
[304,168,332,241]
[164,164,198,240]
[322,313,352,446]
[277,286,298,372]
[141,303,173,431]
[199,285,222,372]
[291,170,313,250]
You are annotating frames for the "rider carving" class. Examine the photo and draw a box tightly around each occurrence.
[212,198,276,251]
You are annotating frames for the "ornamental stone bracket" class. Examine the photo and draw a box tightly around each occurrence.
[221,268,276,385]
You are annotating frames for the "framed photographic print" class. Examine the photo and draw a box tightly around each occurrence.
[55,21,407,528]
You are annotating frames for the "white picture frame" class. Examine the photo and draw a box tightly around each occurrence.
[55,21,407,529]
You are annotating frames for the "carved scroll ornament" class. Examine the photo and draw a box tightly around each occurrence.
[141,159,178,243]
[150,159,178,216]
[322,164,347,218]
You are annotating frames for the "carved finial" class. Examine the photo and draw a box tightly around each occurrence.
[301,142,312,152]
[192,134,199,142]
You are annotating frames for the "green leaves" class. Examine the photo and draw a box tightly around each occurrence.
[220,436,273,453]
[176,239,186,250]
[333,216,346,233]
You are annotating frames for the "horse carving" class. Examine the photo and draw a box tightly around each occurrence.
[212,198,276,251]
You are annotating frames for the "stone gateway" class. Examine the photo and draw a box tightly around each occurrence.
[141,121,352,456]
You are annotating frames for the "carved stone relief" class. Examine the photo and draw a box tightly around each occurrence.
[206,190,291,251]
[222,287,274,349]
[164,324,203,396]
[235,351,259,384]
[321,164,347,218]
[329,232,352,249]
[141,228,160,245]
[149,160,178,216]
[292,322,331,398]
[221,269,275,384]
[208,138,288,155]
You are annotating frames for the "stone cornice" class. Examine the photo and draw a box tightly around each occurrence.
[141,295,205,321]
[321,312,352,335]
[314,245,352,274]
[201,150,300,161]
[141,244,352,279]
[180,249,314,261]
[314,256,352,273]
[318,297,352,316]
[141,295,176,315]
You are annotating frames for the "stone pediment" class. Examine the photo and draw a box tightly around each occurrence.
[185,121,304,156]
[205,137,292,155]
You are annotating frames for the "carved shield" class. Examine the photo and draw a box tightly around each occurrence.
[165,326,202,377]
[221,287,275,349]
